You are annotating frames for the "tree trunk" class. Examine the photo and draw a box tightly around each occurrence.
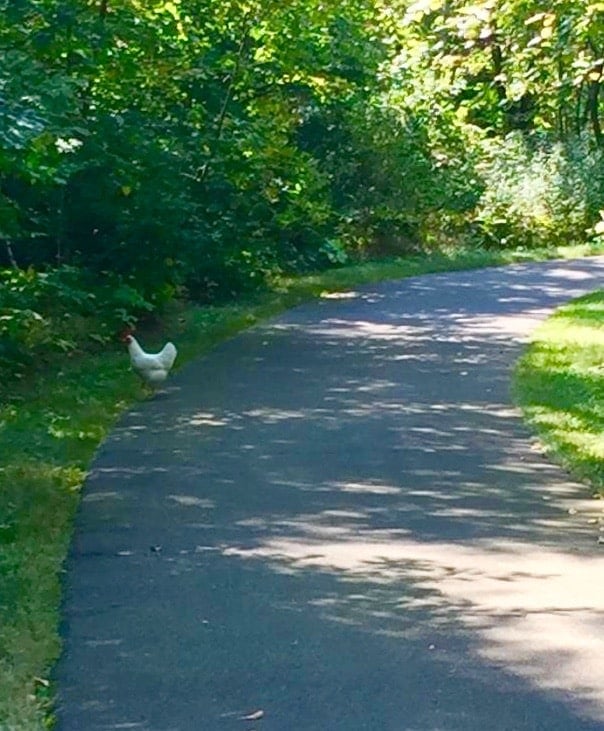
[490,43,507,104]
[587,79,603,147]
[575,83,584,135]
[586,42,603,146]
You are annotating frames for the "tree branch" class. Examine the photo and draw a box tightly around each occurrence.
[198,13,254,184]
[5,240,19,269]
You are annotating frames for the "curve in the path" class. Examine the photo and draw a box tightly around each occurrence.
[57,258,604,731]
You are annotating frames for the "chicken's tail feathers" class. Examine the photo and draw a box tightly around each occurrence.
[160,341,178,370]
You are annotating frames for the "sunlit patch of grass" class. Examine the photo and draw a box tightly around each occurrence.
[513,290,604,493]
[1,242,603,728]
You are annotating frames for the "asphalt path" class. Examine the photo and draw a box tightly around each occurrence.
[56,258,604,731]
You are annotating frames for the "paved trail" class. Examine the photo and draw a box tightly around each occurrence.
[57,258,604,731]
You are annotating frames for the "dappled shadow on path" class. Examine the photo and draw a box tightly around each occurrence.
[61,259,604,731]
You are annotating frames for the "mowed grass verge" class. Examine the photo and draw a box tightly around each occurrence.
[0,242,602,729]
[514,289,604,494]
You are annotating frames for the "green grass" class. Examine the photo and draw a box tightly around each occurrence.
[514,290,604,493]
[1,241,603,729]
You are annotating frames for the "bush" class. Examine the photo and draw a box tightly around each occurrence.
[472,133,604,249]
[0,267,154,379]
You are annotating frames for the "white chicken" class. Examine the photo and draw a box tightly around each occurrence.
[121,331,177,389]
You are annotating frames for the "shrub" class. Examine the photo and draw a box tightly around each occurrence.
[472,133,604,249]
[0,267,154,379]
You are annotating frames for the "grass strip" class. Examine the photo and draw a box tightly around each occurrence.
[514,289,604,494]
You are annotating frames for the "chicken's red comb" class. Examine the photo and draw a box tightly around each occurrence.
[119,327,134,342]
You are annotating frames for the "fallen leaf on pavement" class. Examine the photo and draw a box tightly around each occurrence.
[240,710,264,721]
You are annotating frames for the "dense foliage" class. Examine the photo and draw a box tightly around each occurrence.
[2,0,604,377]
